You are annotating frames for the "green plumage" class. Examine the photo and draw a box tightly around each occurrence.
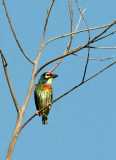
[34,84,52,124]
[34,72,58,124]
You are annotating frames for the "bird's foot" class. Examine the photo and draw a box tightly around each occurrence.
[36,110,40,116]
[46,103,51,109]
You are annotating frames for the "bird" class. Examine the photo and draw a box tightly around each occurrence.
[34,72,58,124]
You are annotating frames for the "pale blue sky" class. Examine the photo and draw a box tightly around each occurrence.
[0,0,116,160]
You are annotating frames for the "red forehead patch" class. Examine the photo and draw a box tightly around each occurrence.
[47,72,53,75]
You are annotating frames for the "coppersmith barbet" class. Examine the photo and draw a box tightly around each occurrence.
[34,72,58,124]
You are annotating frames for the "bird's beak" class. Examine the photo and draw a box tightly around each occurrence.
[51,74,58,78]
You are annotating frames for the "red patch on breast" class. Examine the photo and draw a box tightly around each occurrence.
[43,84,52,90]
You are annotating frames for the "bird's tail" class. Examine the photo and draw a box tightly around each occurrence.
[42,115,48,125]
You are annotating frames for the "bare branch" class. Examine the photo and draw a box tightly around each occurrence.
[86,46,116,49]
[40,0,55,46]
[20,114,36,130]
[21,60,116,129]
[0,50,20,113]
[69,0,73,34]
[72,53,114,61]
[43,23,113,47]
[52,61,116,103]
[91,20,116,43]
[5,112,23,160]
[75,0,91,82]
[75,8,86,31]
[93,30,116,43]
[3,0,34,64]
[50,0,74,72]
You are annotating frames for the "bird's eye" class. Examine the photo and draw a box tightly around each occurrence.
[45,73,50,78]
[46,73,49,76]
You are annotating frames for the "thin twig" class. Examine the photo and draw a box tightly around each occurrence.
[50,0,74,72]
[68,0,73,48]
[86,46,116,49]
[93,30,116,43]
[72,53,114,61]
[0,50,20,113]
[75,8,86,31]
[36,0,55,61]
[21,60,116,129]
[69,0,73,34]
[52,61,116,103]
[40,0,55,46]
[75,0,91,82]
[20,114,36,130]
[3,0,34,64]
[91,21,116,43]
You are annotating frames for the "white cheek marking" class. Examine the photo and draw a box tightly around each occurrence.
[47,78,53,85]
[45,75,50,79]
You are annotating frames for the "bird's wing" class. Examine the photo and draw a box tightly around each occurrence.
[34,91,40,110]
